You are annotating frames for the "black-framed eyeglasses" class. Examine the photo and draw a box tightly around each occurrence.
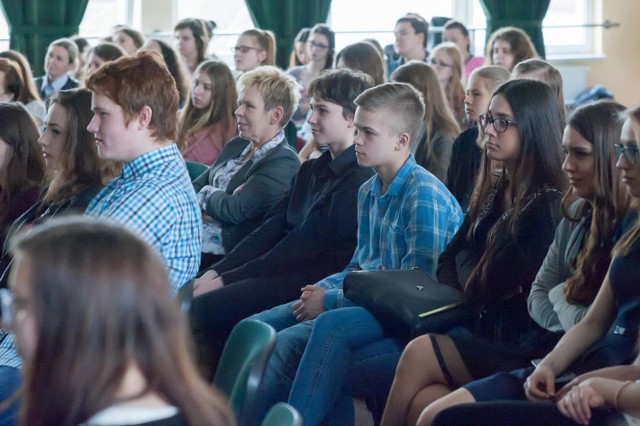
[614,143,640,165]
[427,58,453,69]
[479,113,519,134]
[231,45,262,54]
[308,41,329,50]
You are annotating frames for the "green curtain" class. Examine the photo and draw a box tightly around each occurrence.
[244,0,332,69]
[479,0,550,58]
[0,0,89,76]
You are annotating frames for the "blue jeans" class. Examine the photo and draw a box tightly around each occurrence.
[288,307,403,426]
[0,366,21,426]
[249,301,316,422]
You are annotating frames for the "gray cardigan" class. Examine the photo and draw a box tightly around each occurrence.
[192,135,300,252]
[527,200,590,333]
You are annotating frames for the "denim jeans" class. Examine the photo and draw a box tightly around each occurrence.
[288,307,404,426]
[249,301,316,422]
[0,366,21,426]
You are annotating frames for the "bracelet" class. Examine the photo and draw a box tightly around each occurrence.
[613,380,633,410]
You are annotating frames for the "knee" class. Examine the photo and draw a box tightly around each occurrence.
[396,335,432,376]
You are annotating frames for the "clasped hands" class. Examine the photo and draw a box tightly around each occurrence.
[292,285,325,322]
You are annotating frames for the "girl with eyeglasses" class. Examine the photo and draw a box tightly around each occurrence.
[176,60,237,165]
[232,28,276,73]
[428,105,640,426]
[287,23,335,135]
[428,42,465,127]
[380,79,568,426]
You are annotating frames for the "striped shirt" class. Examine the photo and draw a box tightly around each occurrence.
[320,155,463,307]
[0,329,20,369]
[86,144,202,292]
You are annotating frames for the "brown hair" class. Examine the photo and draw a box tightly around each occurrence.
[335,41,385,86]
[561,101,628,305]
[0,58,25,102]
[44,89,116,204]
[429,42,465,118]
[177,60,237,151]
[145,38,190,107]
[391,60,459,170]
[288,27,310,68]
[112,25,145,50]
[0,50,41,103]
[174,18,215,67]
[0,103,45,223]
[12,217,235,426]
[486,26,538,71]
[85,50,179,141]
[466,79,567,296]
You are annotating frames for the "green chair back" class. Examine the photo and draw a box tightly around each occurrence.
[213,318,277,426]
[185,161,209,181]
[261,402,303,426]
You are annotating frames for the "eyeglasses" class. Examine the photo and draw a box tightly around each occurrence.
[231,45,262,54]
[479,113,519,134]
[614,143,640,165]
[309,41,329,50]
[427,58,453,69]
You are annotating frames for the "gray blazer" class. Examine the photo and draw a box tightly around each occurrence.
[193,135,300,252]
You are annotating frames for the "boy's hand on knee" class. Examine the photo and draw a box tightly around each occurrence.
[292,285,326,322]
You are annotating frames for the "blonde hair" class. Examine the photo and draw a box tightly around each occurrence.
[240,29,277,66]
[512,58,566,126]
[430,42,465,118]
[237,65,300,126]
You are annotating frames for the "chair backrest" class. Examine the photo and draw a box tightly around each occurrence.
[185,160,209,181]
[213,318,277,426]
[261,402,303,426]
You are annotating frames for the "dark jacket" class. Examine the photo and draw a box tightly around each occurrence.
[34,75,80,104]
[192,136,300,252]
[213,146,374,283]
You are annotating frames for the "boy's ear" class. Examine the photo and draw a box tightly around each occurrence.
[396,132,410,150]
[269,105,284,125]
[135,106,153,129]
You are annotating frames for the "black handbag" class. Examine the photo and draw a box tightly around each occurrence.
[343,268,474,339]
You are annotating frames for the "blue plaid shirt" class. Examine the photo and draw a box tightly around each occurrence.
[0,329,20,369]
[86,144,202,292]
[321,155,463,308]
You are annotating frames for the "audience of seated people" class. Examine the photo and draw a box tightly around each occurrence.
[1,13,640,426]
[190,68,375,376]
[176,60,237,165]
[192,66,300,269]
[281,79,567,426]
[382,100,628,426]
[390,60,460,183]
[248,82,463,423]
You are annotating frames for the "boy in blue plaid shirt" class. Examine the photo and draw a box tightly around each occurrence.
[84,51,201,292]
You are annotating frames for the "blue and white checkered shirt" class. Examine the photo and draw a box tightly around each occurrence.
[0,329,20,369]
[320,155,463,308]
[86,144,202,292]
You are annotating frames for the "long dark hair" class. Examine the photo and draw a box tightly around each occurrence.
[13,217,235,426]
[44,89,115,204]
[467,79,567,293]
[561,101,628,305]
